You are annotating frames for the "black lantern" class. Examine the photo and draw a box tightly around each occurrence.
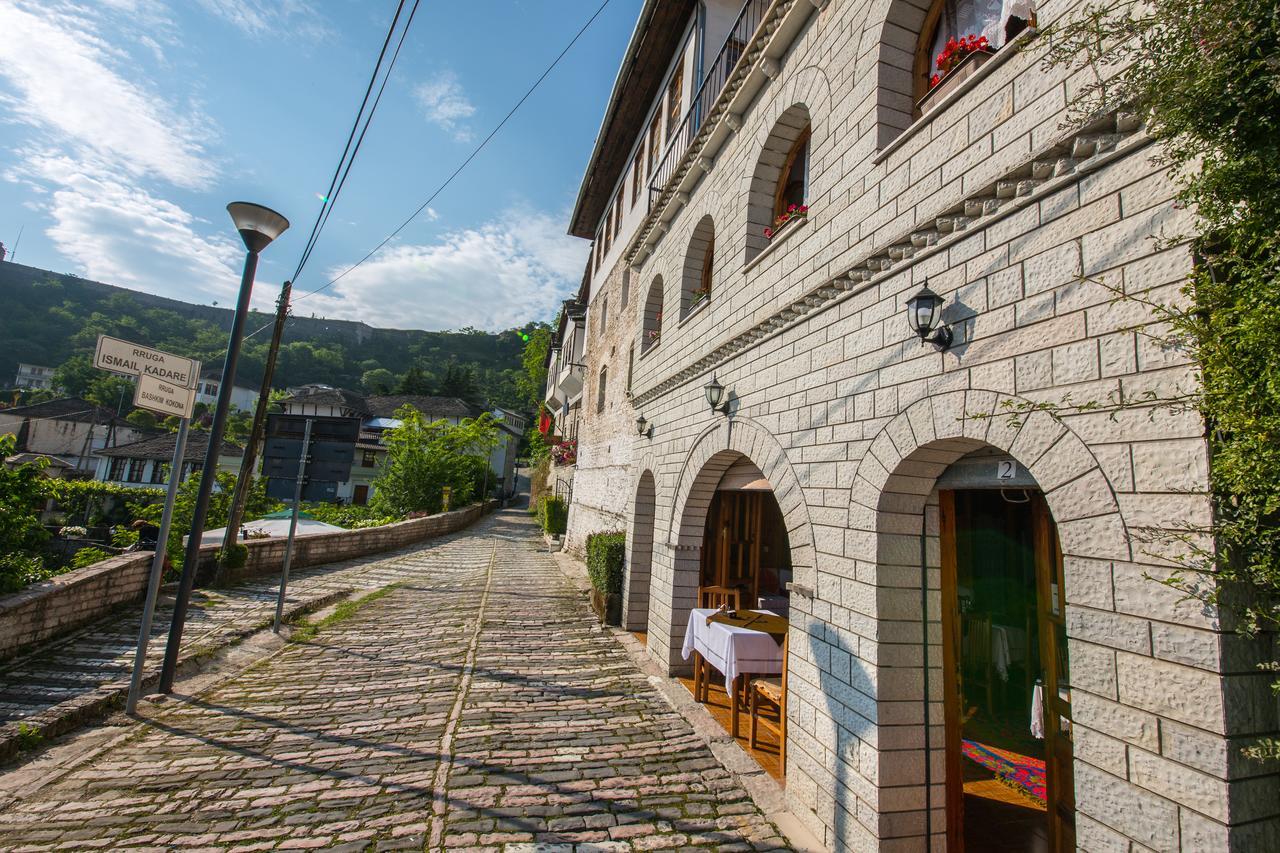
[636,413,652,437]
[906,283,954,350]
[704,374,728,413]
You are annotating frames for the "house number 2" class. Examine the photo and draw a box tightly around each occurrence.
[997,460,1017,480]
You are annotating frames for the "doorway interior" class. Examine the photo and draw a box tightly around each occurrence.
[939,485,1075,853]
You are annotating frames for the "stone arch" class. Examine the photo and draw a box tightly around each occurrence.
[840,390,1129,846]
[680,214,715,318]
[863,0,931,147]
[656,416,816,668]
[623,458,658,633]
[640,275,664,354]
[745,103,812,264]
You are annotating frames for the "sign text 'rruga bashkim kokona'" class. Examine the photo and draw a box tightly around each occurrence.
[94,334,200,389]
[134,373,198,419]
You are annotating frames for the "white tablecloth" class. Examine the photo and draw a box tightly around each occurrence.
[681,608,785,694]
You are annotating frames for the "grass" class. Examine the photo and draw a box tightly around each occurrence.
[288,584,402,644]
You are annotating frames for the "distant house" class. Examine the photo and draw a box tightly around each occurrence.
[13,363,55,390]
[94,431,244,488]
[0,398,152,474]
[278,386,525,506]
[194,369,260,412]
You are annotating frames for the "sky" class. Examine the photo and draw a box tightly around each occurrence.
[0,0,641,331]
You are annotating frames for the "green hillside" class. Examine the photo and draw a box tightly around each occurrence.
[0,262,538,411]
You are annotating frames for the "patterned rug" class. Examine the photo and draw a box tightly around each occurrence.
[962,739,1047,806]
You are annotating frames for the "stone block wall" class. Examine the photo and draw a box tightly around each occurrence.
[0,502,496,662]
[569,0,1280,848]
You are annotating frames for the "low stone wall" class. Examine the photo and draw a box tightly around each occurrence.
[0,502,495,661]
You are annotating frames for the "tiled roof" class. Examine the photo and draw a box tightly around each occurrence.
[366,395,477,419]
[0,397,133,428]
[96,431,243,461]
[279,386,370,413]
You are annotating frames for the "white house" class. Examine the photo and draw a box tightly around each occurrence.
[194,370,261,412]
[0,398,151,474]
[13,363,54,390]
[94,431,243,487]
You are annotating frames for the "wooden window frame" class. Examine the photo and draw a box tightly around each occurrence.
[666,57,685,140]
[700,231,714,298]
[631,156,642,207]
[772,126,812,221]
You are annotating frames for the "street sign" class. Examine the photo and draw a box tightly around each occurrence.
[262,414,361,506]
[134,373,197,419]
[94,335,199,388]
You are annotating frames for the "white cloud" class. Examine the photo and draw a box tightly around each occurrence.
[304,207,588,331]
[23,153,244,302]
[414,71,476,142]
[0,1,215,189]
[195,0,327,39]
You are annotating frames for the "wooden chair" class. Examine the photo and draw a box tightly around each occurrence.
[700,584,743,611]
[961,613,996,717]
[749,632,788,772]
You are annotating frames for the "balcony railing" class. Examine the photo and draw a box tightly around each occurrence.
[648,0,771,208]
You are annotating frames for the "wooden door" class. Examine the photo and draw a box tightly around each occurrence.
[940,490,1076,852]
[353,485,369,506]
[700,492,763,605]
[1034,495,1075,852]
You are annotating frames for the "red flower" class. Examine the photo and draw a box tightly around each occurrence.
[764,227,774,238]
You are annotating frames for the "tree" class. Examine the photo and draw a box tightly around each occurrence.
[371,407,498,517]
[0,435,51,591]
[397,365,434,395]
[517,325,552,409]
[362,367,396,394]
[437,359,477,400]
[126,409,158,431]
[51,354,97,397]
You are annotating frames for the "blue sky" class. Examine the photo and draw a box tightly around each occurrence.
[0,0,640,331]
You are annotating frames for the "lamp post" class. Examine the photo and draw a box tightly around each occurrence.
[159,201,288,693]
[704,374,729,414]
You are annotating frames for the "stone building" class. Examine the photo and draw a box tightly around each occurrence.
[555,0,1280,850]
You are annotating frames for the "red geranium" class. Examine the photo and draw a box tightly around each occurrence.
[931,34,991,87]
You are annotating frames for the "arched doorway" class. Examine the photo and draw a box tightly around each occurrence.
[624,470,657,638]
[936,449,1074,853]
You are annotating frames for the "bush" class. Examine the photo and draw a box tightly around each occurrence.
[217,543,248,569]
[537,495,568,537]
[528,454,551,514]
[0,553,52,595]
[586,532,625,597]
[301,502,402,529]
[69,547,113,570]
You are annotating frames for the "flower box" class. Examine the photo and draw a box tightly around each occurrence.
[918,45,996,116]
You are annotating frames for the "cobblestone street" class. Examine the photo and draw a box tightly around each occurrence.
[0,508,790,852]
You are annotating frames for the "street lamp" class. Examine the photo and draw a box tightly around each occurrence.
[636,413,652,438]
[906,283,954,350]
[159,201,288,693]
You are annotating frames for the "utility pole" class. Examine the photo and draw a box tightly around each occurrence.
[222,280,291,557]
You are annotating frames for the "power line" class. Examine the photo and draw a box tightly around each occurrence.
[293,0,614,305]
[291,0,418,285]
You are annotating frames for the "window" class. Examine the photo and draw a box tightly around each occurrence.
[666,58,684,140]
[621,267,631,307]
[150,462,168,484]
[627,345,635,394]
[642,276,664,353]
[631,156,642,207]
[599,295,609,336]
[108,457,128,481]
[916,0,1028,104]
[646,112,661,176]
[597,367,608,413]
[362,449,378,468]
[774,126,810,221]
[682,215,715,316]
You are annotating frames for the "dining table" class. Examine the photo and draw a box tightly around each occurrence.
[681,607,786,737]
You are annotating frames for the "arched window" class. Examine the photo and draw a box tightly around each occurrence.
[773,127,810,221]
[597,366,608,413]
[641,276,664,353]
[915,0,1033,105]
[745,104,812,263]
[681,215,715,317]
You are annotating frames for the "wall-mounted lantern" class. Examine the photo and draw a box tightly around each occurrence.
[704,374,730,414]
[906,283,954,350]
[636,413,652,438]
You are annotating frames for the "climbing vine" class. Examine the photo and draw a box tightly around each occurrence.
[1041,0,1280,759]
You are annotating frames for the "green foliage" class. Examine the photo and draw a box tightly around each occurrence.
[0,434,50,563]
[0,553,53,595]
[370,407,499,518]
[217,543,248,569]
[536,495,568,537]
[69,546,113,570]
[300,502,402,529]
[517,324,552,408]
[1047,0,1280,760]
[42,479,165,527]
[126,409,158,430]
[586,532,626,597]
[528,454,551,511]
[362,367,396,394]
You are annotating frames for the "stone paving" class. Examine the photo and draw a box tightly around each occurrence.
[0,507,790,851]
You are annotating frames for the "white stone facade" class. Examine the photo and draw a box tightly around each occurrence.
[563,0,1280,849]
